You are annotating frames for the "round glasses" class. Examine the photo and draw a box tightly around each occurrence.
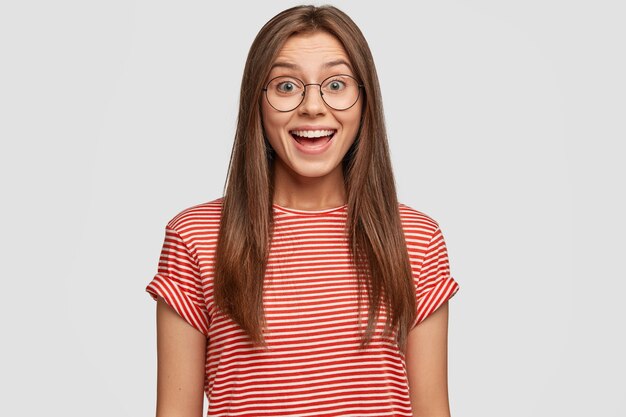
[263,74,363,112]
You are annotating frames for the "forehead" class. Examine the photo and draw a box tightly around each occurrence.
[271,31,353,73]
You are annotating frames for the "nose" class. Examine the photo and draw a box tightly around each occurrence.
[298,84,327,116]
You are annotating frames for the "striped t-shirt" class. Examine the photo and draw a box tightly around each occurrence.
[146,197,460,416]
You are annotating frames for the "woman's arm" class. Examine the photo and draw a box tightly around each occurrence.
[155,296,207,417]
[405,300,452,417]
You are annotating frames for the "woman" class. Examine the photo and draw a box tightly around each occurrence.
[146,5,460,416]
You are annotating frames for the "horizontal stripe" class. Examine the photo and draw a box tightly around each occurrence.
[146,197,459,416]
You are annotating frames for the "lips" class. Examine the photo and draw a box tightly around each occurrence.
[289,128,337,145]
[290,132,335,145]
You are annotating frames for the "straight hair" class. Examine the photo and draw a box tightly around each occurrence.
[214,4,416,351]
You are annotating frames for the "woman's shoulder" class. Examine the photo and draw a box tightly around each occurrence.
[397,202,440,235]
[164,196,224,231]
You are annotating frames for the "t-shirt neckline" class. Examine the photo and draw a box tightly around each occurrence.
[272,202,348,215]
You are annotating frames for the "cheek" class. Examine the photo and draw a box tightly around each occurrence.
[339,108,362,138]
[261,105,290,146]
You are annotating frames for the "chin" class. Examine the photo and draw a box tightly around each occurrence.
[285,160,340,179]
[291,166,335,179]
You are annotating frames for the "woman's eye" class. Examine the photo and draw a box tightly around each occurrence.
[326,80,346,91]
[277,82,296,92]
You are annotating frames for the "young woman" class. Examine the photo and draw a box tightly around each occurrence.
[146,5,460,417]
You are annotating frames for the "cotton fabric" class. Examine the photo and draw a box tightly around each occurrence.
[146,197,460,416]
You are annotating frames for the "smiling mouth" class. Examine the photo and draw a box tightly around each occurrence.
[289,129,337,145]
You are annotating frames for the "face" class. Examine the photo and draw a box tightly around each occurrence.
[261,31,363,182]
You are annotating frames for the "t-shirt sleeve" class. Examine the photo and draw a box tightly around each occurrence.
[145,225,209,337]
[411,226,460,329]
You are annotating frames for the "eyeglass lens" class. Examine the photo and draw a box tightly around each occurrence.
[265,74,360,111]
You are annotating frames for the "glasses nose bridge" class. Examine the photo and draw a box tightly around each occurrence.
[303,82,324,96]
[300,82,325,108]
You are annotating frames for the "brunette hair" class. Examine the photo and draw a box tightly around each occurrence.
[214,4,416,351]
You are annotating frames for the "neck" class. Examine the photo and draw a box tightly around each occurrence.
[271,161,347,211]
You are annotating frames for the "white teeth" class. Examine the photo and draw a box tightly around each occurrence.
[290,129,336,138]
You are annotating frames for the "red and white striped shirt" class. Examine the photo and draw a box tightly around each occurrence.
[146,197,460,416]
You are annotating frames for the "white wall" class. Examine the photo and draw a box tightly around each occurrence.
[1,1,623,416]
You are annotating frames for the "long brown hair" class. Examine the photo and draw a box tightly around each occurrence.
[214,4,416,351]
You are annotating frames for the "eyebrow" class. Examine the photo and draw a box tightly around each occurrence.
[270,59,353,72]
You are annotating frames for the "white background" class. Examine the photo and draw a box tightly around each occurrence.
[1,0,624,416]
